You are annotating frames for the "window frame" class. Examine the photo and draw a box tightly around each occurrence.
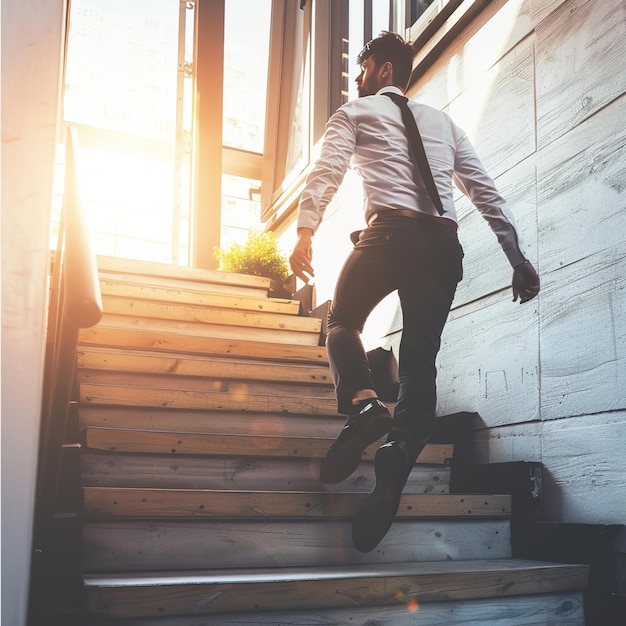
[260,0,348,231]
[406,0,488,89]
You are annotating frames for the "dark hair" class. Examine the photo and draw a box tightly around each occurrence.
[356,31,415,89]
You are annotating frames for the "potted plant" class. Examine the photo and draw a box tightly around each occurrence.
[214,230,294,297]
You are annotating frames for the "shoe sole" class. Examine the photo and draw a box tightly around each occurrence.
[351,445,403,553]
[319,414,393,485]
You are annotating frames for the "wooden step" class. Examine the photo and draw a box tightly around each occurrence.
[83,488,509,519]
[77,371,336,405]
[83,427,452,463]
[93,313,320,347]
[82,519,513,571]
[96,254,273,292]
[78,406,347,437]
[100,295,321,333]
[83,559,590,619]
[79,383,338,415]
[86,591,586,625]
[81,451,451,493]
[99,279,300,315]
[77,347,332,385]
[77,406,355,439]
[78,326,328,363]
[100,271,271,300]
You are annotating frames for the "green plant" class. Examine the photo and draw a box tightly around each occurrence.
[214,230,290,283]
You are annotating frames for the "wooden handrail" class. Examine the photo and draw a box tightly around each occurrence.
[61,126,103,328]
[34,126,103,542]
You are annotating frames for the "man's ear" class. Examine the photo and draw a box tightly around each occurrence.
[380,61,393,82]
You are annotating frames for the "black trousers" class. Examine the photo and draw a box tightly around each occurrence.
[326,214,463,455]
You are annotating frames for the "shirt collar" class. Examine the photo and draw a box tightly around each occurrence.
[376,86,405,97]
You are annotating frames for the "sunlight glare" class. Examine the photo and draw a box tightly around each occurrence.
[447,0,524,139]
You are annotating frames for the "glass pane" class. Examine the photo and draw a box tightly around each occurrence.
[411,0,438,26]
[220,174,263,250]
[372,0,391,37]
[55,0,192,265]
[348,0,365,101]
[223,0,271,154]
[64,0,178,141]
[284,26,310,178]
[348,0,393,101]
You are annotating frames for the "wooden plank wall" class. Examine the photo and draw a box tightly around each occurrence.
[302,0,626,525]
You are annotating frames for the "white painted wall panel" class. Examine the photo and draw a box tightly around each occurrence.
[454,156,538,308]
[472,412,626,524]
[437,293,540,427]
[447,40,536,178]
[539,411,626,524]
[537,96,626,273]
[473,421,543,466]
[536,0,626,149]
[540,252,626,420]
[410,0,543,110]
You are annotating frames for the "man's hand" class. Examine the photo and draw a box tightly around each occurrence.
[289,228,315,284]
[512,260,540,304]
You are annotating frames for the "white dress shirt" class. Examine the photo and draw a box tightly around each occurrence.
[297,86,526,267]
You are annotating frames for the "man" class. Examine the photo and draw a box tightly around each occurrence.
[289,32,540,553]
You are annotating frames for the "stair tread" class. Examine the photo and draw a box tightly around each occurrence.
[100,295,322,332]
[83,559,590,618]
[83,427,452,463]
[94,313,321,347]
[79,327,328,363]
[99,278,300,315]
[79,383,338,415]
[78,347,332,385]
[84,559,590,587]
[83,487,510,518]
[85,593,586,625]
[77,406,474,439]
[81,451,450,494]
[77,371,336,401]
[83,518,512,572]
[96,254,272,290]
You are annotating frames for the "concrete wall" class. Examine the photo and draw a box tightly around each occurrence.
[305,0,626,525]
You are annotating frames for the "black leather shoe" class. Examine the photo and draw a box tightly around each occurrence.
[351,440,410,553]
[319,399,393,484]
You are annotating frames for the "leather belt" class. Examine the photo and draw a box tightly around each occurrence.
[368,208,458,232]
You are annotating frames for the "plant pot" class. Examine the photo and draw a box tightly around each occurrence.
[269,275,295,299]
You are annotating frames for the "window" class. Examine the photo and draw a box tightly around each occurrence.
[410,0,439,25]
[260,0,349,228]
[54,0,194,265]
[221,175,262,249]
[223,0,271,154]
[220,0,271,248]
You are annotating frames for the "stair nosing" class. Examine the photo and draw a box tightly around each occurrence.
[83,558,589,587]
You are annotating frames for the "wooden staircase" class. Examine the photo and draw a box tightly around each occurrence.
[75,256,589,625]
